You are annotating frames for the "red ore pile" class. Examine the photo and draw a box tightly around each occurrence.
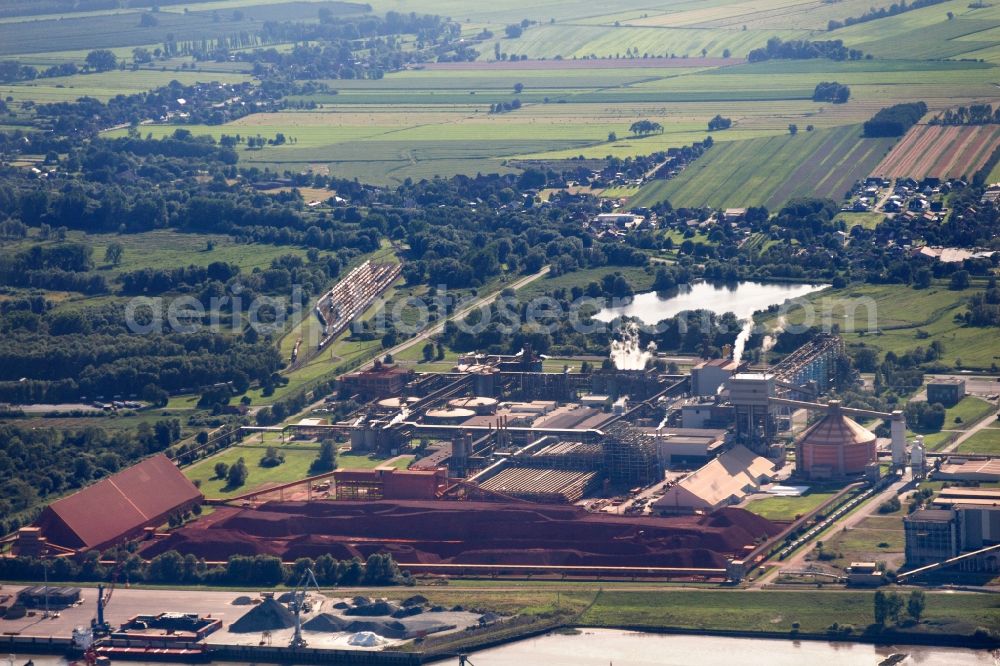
[141,500,781,570]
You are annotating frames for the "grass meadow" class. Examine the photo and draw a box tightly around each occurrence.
[760,282,1000,369]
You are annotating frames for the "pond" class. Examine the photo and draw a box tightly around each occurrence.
[594,280,827,325]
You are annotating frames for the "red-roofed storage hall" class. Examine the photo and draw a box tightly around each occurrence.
[35,454,203,552]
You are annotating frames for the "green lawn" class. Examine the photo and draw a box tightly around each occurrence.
[833,212,885,231]
[183,442,417,498]
[914,430,956,451]
[337,452,398,470]
[945,396,996,429]
[957,427,1000,455]
[744,491,838,521]
[183,444,320,499]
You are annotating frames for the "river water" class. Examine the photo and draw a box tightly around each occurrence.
[13,629,996,666]
[594,281,826,325]
[464,628,998,665]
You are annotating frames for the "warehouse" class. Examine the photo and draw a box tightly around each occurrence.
[34,454,202,553]
[333,468,448,501]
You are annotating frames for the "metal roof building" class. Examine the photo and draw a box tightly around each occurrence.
[35,454,202,552]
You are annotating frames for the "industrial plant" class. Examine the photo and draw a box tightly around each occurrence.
[3,326,998,661]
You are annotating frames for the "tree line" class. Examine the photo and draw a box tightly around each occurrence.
[0,551,405,589]
[827,0,950,32]
[747,37,865,63]
[863,102,927,137]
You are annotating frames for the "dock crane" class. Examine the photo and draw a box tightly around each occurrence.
[92,552,126,636]
[288,568,323,649]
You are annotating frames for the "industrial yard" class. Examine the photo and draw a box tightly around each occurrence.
[3,274,1000,659]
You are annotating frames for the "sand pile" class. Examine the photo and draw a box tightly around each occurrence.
[345,600,399,616]
[302,613,349,632]
[229,598,296,633]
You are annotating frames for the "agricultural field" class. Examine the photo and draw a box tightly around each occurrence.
[832,0,1000,61]
[630,124,894,209]
[873,124,1000,180]
[620,0,901,31]
[0,1,365,56]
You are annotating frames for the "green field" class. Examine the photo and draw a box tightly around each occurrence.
[944,396,996,429]
[957,426,1000,455]
[183,443,320,499]
[575,589,998,634]
[77,43,997,185]
[764,282,1000,369]
[631,124,895,209]
[0,2,364,56]
[833,212,884,231]
[514,264,656,300]
[744,490,837,521]
[0,229,313,315]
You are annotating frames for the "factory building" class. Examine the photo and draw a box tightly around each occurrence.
[690,358,739,396]
[681,400,733,429]
[341,364,412,399]
[904,509,961,566]
[934,457,1000,483]
[926,378,966,406]
[33,454,202,553]
[645,427,727,466]
[333,468,448,501]
[904,488,1000,566]
[932,488,1000,551]
[653,445,776,514]
[728,373,777,453]
[794,402,877,479]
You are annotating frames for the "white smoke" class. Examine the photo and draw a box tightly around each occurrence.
[385,406,409,428]
[610,320,657,370]
[762,315,786,354]
[732,318,753,364]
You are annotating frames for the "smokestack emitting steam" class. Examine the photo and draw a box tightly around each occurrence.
[610,320,656,370]
[732,319,753,364]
